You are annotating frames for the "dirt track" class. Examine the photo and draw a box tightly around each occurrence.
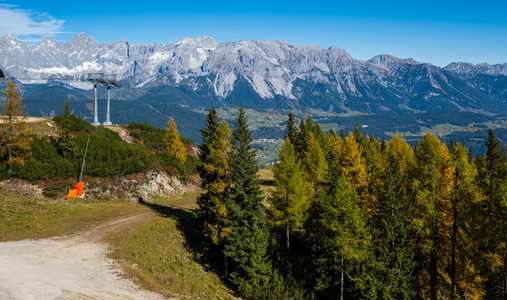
[0,212,167,300]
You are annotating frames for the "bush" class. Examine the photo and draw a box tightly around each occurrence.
[53,114,94,133]
[42,185,59,198]
[14,128,157,180]
[127,122,166,150]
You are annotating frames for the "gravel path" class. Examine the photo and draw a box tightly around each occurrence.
[0,213,166,300]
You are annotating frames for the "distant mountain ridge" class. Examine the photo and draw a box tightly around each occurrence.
[0,33,506,114]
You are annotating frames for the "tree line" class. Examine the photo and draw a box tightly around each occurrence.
[197,109,507,299]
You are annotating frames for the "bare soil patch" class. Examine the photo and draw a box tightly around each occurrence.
[0,212,170,300]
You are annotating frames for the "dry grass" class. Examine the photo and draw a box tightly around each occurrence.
[25,119,60,138]
[258,168,275,198]
[108,193,236,299]
[0,188,148,241]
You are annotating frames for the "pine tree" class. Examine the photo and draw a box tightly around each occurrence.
[224,105,271,297]
[413,133,454,299]
[165,117,186,163]
[360,153,416,299]
[269,138,312,251]
[307,175,370,299]
[0,81,32,173]
[476,130,507,299]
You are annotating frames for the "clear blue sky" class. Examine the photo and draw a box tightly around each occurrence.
[1,0,506,66]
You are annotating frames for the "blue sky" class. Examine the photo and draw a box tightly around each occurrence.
[1,0,506,66]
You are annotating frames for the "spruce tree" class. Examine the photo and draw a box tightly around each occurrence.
[476,130,507,299]
[360,153,416,299]
[197,109,232,272]
[56,100,78,159]
[312,123,329,156]
[198,107,219,187]
[353,119,364,146]
[307,175,370,299]
[450,142,484,299]
[0,81,32,173]
[296,119,308,158]
[285,111,299,147]
[224,105,271,297]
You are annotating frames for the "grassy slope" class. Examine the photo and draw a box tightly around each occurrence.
[107,192,235,299]
[0,188,148,241]
[0,171,275,298]
[0,188,235,298]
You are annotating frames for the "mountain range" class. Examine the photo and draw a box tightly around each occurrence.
[0,33,506,114]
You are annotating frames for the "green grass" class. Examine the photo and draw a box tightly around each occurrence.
[0,188,147,241]
[109,194,236,299]
[0,187,235,298]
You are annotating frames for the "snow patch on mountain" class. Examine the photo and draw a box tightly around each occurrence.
[0,33,505,107]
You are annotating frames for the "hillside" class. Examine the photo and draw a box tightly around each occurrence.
[0,188,234,299]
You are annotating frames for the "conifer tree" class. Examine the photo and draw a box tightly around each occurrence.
[165,117,186,163]
[296,119,308,158]
[386,132,415,182]
[413,133,454,299]
[312,123,329,156]
[450,142,484,299]
[57,100,78,159]
[0,81,32,173]
[197,109,232,272]
[362,134,385,216]
[302,131,327,193]
[269,138,312,251]
[360,153,416,299]
[285,111,299,147]
[224,105,271,297]
[329,132,369,210]
[307,175,370,299]
[198,107,219,187]
[476,130,507,299]
[354,119,364,146]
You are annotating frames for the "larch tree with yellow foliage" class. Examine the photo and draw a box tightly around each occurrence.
[165,117,186,163]
[413,133,454,300]
[0,81,32,173]
[303,131,327,194]
[386,132,415,183]
[328,131,369,212]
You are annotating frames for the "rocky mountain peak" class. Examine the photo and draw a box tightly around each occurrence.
[68,33,98,49]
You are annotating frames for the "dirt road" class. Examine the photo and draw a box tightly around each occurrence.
[0,212,167,300]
